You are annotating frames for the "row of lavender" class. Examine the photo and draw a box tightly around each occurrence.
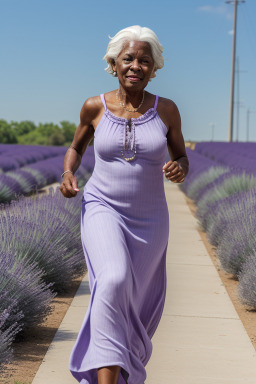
[180,144,256,311]
[195,141,256,176]
[0,144,94,203]
[0,149,95,372]
[0,144,66,172]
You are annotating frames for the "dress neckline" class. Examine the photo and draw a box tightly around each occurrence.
[104,107,157,125]
[100,93,159,125]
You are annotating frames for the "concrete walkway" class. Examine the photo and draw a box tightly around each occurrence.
[31,183,256,384]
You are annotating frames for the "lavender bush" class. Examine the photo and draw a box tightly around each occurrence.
[0,295,23,371]
[238,253,256,308]
[186,166,229,202]
[207,187,256,247]
[177,148,218,195]
[1,189,86,292]
[0,252,55,333]
[217,217,256,276]
[196,171,256,231]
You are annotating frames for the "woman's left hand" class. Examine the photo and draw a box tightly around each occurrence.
[162,160,185,183]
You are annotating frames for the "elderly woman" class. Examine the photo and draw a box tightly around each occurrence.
[60,25,189,384]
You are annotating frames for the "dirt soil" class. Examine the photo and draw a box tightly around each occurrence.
[185,195,256,352]
[0,275,85,384]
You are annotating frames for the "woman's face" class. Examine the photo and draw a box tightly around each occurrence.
[113,40,155,91]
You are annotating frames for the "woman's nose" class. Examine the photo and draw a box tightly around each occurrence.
[130,59,140,71]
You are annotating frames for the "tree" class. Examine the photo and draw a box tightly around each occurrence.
[17,130,48,145]
[11,121,36,136]
[60,121,77,144]
[48,130,65,146]
[0,119,18,143]
[37,123,60,137]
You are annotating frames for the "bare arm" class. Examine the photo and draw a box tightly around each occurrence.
[159,98,189,183]
[59,97,101,198]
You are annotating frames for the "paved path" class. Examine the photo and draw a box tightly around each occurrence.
[31,182,256,384]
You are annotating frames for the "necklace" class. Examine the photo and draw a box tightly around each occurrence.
[116,90,145,112]
[121,119,136,161]
[116,90,144,162]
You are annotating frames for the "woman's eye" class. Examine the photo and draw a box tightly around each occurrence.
[123,58,131,62]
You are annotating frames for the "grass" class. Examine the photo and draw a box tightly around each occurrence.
[14,380,31,384]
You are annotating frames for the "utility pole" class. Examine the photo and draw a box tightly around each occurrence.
[236,56,240,142]
[235,56,247,141]
[226,0,245,142]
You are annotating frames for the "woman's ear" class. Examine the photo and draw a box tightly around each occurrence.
[112,59,116,72]
[150,66,157,79]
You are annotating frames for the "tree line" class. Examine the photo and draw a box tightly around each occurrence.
[0,119,93,146]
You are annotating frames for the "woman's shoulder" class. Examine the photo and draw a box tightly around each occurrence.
[82,95,103,112]
[156,96,181,130]
[80,95,103,122]
[158,96,179,113]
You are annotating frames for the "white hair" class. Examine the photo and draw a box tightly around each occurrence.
[103,25,164,79]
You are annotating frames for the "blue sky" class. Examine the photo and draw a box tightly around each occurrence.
[1,0,256,142]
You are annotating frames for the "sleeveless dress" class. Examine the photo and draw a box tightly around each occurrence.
[69,94,170,384]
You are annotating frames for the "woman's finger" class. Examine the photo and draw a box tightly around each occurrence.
[71,176,80,192]
[172,175,185,183]
[168,170,184,180]
[60,183,77,198]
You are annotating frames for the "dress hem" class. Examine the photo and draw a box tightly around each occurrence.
[70,360,131,384]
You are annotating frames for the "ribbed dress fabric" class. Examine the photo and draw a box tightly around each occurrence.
[69,94,170,384]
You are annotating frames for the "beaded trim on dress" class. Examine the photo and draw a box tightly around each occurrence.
[105,108,157,125]
[100,93,159,125]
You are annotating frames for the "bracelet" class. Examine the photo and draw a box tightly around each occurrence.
[61,170,73,178]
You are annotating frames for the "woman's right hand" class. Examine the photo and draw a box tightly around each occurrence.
[59,173,80,198]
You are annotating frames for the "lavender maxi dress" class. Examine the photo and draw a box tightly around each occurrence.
[69,94,170,384]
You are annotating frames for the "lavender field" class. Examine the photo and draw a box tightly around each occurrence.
[0,144,95,203]
[0,144,95,371]
[179,142,256,312]
[1,141,256,371]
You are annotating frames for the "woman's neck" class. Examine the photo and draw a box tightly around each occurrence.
[117,86,145,107]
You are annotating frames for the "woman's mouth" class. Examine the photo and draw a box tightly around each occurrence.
[126,76,142,82]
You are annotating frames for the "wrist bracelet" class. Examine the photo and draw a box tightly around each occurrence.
[61,170,73,178]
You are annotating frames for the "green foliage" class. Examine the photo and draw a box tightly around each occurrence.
[0,119,82,146]
[11,120,36,136]
[0,120,18,144]
[17,130,49,145]
[60,120,77,143]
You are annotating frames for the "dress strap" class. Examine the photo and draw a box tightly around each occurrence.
[100,94,107,111]
[153,95,159,111]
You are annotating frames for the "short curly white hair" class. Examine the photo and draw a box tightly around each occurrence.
[103,25,164,80]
